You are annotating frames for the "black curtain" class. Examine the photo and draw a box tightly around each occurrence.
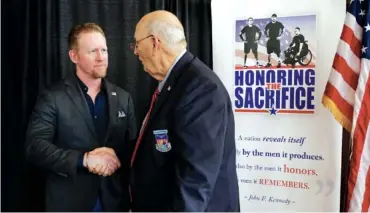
[1,0,212,211]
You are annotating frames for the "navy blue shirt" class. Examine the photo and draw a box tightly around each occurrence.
[76,76,108,212]
[77,77,109,169]
[77,78,108,144]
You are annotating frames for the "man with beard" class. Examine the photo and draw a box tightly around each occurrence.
[239,17,262,67]
[264,13,285,68]
[25,23,137,211]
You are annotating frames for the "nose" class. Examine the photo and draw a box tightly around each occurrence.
[134,47,139,56]
[96,53,102,61]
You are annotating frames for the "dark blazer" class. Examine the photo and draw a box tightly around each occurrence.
[25,74,137,211]
[130,51,240,212]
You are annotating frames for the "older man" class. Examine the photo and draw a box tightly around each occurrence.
[129,10,240,212]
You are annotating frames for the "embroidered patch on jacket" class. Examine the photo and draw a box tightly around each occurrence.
[153,129,172,152]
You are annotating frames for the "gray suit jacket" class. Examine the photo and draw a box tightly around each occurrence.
[25,73,137,211]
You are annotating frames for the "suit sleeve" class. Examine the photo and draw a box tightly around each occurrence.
[170,79,228,211]
[25,89,81,177]
[127,94,138,141]
[120,93,137,211]
[125,94,138,162]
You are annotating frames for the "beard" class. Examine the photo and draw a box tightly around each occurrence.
[91,67,107,79]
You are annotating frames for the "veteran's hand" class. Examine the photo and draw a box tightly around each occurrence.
[84,147,121,176]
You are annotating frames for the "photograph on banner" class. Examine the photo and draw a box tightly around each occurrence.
[234,14,317,115]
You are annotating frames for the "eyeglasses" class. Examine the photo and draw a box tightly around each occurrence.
[129,35,153,51]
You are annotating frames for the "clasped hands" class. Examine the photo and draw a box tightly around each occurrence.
[83,147,120,177]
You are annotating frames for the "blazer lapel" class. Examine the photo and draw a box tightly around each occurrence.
[149,51,195,120]
[103,80,118,145]
[65,74,97,140]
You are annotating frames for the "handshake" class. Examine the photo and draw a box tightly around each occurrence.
[83,147,121,177]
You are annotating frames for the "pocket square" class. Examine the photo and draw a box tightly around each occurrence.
[118,111,126,118]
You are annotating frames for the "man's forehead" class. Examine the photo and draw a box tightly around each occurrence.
[134,23,146,39]
[77,32,106,48]
[79,32,105,41]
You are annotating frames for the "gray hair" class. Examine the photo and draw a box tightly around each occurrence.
[146,20,187,52]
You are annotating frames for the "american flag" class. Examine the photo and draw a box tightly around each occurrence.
[322,0,370,212]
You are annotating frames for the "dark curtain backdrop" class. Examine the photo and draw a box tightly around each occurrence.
[2,0,212,211]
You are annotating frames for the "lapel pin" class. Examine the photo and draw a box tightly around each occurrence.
[111,92,116,96]
[167,86,171,91]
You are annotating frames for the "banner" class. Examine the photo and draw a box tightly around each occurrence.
[211,0,345,211]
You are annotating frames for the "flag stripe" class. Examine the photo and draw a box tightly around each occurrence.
[344,12,363,41]
[235,109,268,113]
[348,118,370,212]
[328,68,355,106]
[362,166,370,212]
[332,54,359,90]
[337,39,361,74]
[323,82,354,125]
[341,25,362,58]
[348,84,370,212]
[352,59,370,136]
[277,110,314,114]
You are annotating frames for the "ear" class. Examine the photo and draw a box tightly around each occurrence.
[68,49,78,64]
[152,37,161,54]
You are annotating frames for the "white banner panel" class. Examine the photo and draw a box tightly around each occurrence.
[211,0,345,211]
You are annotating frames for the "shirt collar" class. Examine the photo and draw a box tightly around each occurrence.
[76,73,106,94]
[158,49,187,92]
